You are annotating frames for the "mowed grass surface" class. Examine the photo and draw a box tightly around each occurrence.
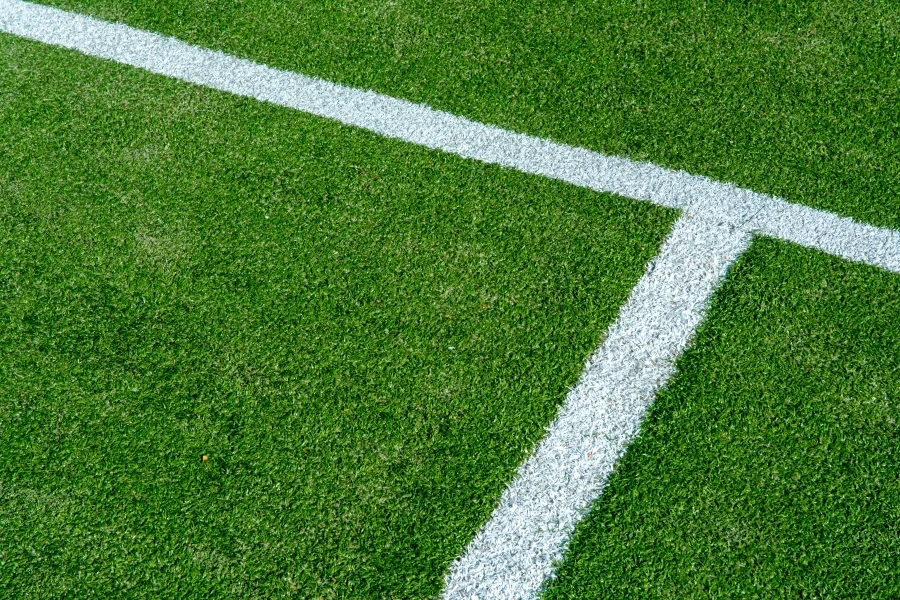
[0,36,674,597]
[545,238,900,598]
[37,0,900,230]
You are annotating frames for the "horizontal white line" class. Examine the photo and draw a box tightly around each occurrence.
[442,214,753,599]
[1,0,898,273]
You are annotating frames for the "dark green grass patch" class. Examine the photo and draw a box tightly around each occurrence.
[36,0,900,229]
[0,36,673,597]
[545,238,900,598]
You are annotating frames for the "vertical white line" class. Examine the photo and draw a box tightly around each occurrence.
[442,213,753,599]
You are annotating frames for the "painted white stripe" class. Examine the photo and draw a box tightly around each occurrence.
[1,0,899,274]
[442,214,752,599]
[1,2,899,597]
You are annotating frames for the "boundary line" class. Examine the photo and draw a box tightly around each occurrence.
[1,0,899,275]
[1,1,899,597]
[443,213,752,599]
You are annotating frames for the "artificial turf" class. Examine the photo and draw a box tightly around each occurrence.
[545,237,900,598]
[35,0,900,230]
[5,1,900,598]
[0,34,674,597]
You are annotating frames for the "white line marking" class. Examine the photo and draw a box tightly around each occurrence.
[1,0,899,274]
[1,2,899,597]
[443,213,752,599]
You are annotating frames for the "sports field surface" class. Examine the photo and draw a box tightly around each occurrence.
[1,1,899,598]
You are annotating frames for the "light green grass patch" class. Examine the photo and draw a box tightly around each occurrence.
[0,35,673,597]
[545,238,900,598]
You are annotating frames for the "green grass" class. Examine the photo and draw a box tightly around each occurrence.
[37,0,900,230]
[4,1,900,597]
[545,238,900,598]
[0,36,674,597]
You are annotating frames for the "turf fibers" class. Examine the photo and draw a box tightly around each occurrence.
[0,35,673,597]
[36,0,900,230]
[4,1,900,597]
[545,238,900,598]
